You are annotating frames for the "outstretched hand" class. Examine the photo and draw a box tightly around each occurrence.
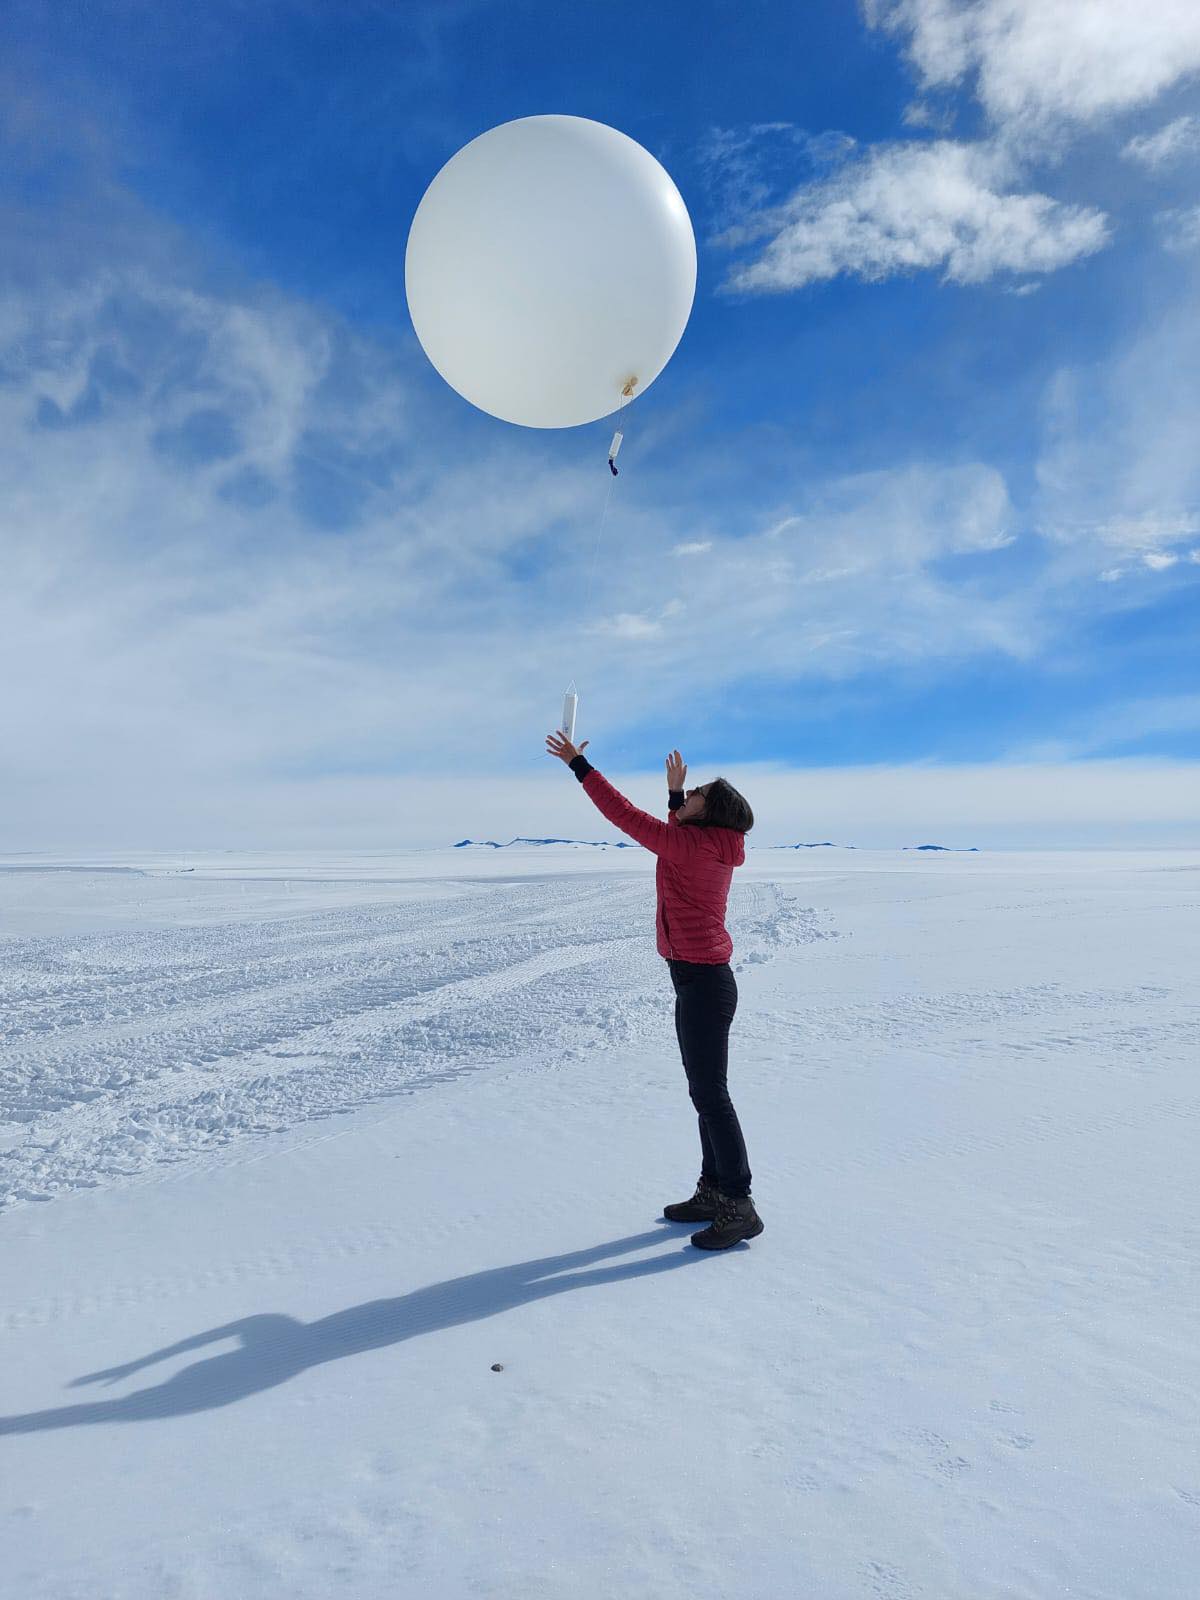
[545,731,590,765]
[665,749,687,789]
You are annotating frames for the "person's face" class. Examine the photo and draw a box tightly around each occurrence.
[677,783,711,823]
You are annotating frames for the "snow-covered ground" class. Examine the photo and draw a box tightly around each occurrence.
[2,848,1197,1599]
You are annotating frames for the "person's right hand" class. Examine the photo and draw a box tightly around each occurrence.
[546,731,589,765]
[666,749,687,790]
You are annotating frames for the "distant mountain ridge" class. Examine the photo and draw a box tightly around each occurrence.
[454,837,635,849]
[773,842,977,851]
[456,838,979,852]
[771,842,856,850]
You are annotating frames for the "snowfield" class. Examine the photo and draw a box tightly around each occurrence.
[1,847,1198,1599]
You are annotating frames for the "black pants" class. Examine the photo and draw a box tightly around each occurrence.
[668,959,752,1199]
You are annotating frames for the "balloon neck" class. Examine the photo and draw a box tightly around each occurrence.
[621,376,638,398]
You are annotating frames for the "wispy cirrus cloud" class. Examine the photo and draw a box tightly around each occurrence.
[1123,114,1200,170]
[696,122,858,233]
[1,231,1112,846]
[1001,693,1200,763]
[1035,281,1200,559]
[1155,204,1200,255]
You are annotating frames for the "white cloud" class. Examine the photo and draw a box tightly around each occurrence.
[0,266,614,799]
[4,246,1076,850]
[3,253,1194,849]
[717,1,1200,297]
[595,606,680,640]
[1082,512,1200,548]
[1155,204,1200,254]
[1123,114,1200,170]
[1036,284,1200,556]
[1002,693,1200,761]
[673,540,712,555]
[697,123,857,232]
[791,461,1015,559]
[865,0,1200,142]
[1,248,1054,845]
[901,99,957,132]
[1088,518,1200,574]
[722,140,1109,292]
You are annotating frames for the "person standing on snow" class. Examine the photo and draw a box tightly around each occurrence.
[544,730,762,1250]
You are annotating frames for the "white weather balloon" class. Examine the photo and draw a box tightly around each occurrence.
[405,115,697,429]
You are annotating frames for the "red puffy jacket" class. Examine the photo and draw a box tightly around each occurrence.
[578,768,746,963]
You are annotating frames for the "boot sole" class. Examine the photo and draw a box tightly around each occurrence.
[662,1206,718,1223]
[690,1216,765,1250]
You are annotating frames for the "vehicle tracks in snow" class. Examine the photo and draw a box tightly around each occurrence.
[0,877,818,1210]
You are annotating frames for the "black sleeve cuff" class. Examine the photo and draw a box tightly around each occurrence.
[568,755,595,783]
[668,789,685,811]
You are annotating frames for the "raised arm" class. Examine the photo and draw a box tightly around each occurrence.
[545,732,695,860]
[69,1314,305,1388]
[666,748,687,823]
[576,764,676,854]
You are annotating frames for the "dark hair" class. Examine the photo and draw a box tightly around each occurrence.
[697,777,754,834]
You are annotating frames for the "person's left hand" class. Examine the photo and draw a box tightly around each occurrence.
[545,731,590,765]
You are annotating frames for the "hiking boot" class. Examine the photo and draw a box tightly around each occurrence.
[663,1177,719,1223]
[690,1191,764,1250]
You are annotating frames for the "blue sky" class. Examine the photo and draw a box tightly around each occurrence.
[3,0,1199,847]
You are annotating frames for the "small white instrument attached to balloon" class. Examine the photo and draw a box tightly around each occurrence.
[561,685,579,745]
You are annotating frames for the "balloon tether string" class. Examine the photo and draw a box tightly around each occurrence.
[581,383,634,622]
[539,382,636,762]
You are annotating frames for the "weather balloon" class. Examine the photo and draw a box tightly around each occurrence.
[405,115,696,429]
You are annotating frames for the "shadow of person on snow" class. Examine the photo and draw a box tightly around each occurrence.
[1,1228,707,1436]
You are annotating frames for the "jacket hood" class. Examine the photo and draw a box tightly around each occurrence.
[702,825,746,867]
